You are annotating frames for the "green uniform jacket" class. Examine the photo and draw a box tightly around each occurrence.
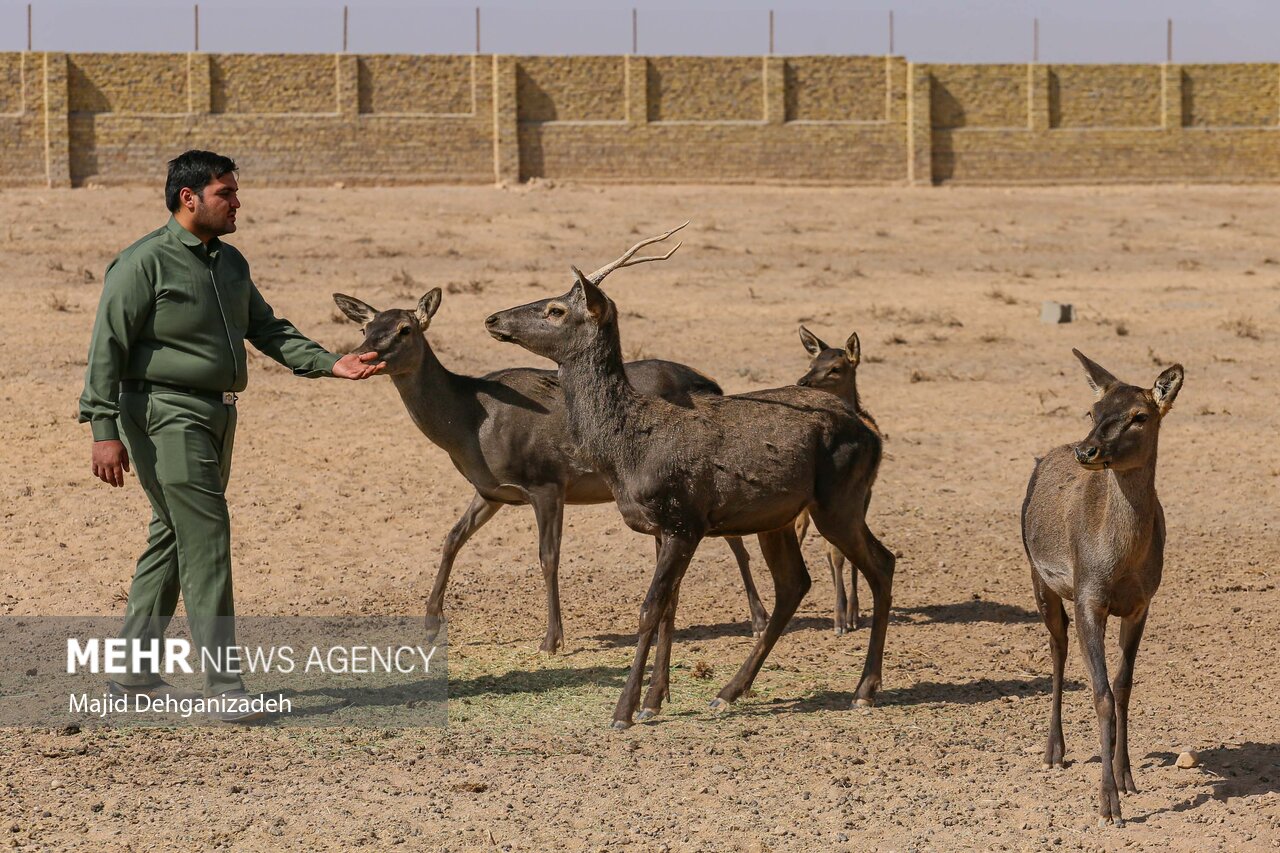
[78,217,340,441]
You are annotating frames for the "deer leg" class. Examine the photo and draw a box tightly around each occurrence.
[1032,573,1069,769]
[1075,602,1122,826]
[530,491,566,654]
[814,511,895,707]
[425,493,502,644]
[828,542,849,635]
[794,508,811,543]
[725,536,769,636]
[639,574,683,721]
[1112,608,1149,795]
[711,527,810,710]
[836,546,862,631]
[613,533,698,730]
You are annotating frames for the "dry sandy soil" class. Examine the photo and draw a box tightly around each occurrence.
[1,183,1278,852]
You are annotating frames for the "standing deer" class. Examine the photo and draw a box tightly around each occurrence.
[333,228,768,654]
[485,242,895,729]
[792,325,881,634]
[1022,349,1184,826]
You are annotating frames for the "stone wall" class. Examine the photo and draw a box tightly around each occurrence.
[2,52,1279,187]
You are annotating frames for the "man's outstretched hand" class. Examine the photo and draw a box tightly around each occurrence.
[333,351,386,380]
[92,439,130,487]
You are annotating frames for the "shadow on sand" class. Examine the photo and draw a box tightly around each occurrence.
[1129,742,1280,822]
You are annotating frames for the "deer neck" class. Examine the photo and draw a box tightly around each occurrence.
[1092,447,1160,555]
[556,322,638,472]
[390,340,479,453]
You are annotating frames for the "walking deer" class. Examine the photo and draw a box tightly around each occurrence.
[333,229,768,654]
[485,236,895,729]
[1022,349,1184,826]
[792,325,881,634]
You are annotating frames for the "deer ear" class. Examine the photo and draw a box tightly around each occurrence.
[1152,364,1184,415]
[1072,348,1118,396]
[845,331,861,366]
[572,266,612,322]
[416,288,442,325]
[333,293,378,325]
[798,325,826,357]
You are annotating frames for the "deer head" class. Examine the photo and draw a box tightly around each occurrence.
[1071,348,1184,472]
[796,325,861,399]
[485,269,615,364]
[332,289,441,376]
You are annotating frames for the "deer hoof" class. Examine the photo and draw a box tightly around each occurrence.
[854,697,875,708]
[1097,816,1124,828]
[636,708,657,722]
[708,698,730,715]
[610,719,631,731]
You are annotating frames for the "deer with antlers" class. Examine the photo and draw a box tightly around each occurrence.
[792,326,881,634]
[485,229,895,728]
[333,226,768,653]
[1022,349,1184,826]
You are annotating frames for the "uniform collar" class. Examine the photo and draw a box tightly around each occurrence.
[166,215,222,260]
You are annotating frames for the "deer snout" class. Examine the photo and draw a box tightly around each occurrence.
[485,312,516,343]
[1074,444,1100,465]
[797,376,810,387]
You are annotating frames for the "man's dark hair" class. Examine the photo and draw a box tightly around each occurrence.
[165,150,237,212]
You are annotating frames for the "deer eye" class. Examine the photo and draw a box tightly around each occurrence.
[546,305,566,319]
[1132,412,1148,424]
[398,326,410,336]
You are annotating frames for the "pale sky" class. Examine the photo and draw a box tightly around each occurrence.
[4,0,1280,62]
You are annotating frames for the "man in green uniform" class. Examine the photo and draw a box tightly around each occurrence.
[78,150,384,722]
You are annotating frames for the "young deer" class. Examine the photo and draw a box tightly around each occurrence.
[1022,349,1184,826]
[334,230,768,654]
[485,249,895,729]
[792,325,881,634]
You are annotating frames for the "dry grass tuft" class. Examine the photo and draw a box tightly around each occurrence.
[690,660,714,680]
[985,286,1018,305]
[46,292,74,313]
[1221,316,1261,340]
[870,304,963,328]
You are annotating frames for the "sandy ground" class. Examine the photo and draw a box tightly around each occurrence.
[1,182,1278,851]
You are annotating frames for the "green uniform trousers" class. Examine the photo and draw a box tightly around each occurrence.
[116,390,241,696]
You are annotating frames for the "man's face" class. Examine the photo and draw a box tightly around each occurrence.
[189,172,239,237]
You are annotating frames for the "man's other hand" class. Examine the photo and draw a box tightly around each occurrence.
[92,440,130,487]
[332,351,386,380]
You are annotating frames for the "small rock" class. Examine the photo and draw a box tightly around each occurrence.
[58,724,80,736]
[24,667,37,677]
[836,832,849,842]
[1040,301,1075,324]
[1176,751,1200,769]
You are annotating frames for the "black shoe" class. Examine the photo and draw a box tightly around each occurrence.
[107,679,202,702]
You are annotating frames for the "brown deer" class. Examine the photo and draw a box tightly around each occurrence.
[1022,349,1184,826]
[333,229,768,654]
[485,246,895,729]
[792,325,881,634]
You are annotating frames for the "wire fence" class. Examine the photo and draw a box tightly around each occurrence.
[3,2,1280,62]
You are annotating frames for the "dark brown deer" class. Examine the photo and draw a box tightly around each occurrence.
[792,325,881,634]
[333,230,768,654]
[485,251,895,729]
[1022,349,1184,826]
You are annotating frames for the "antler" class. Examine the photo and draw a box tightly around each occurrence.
[587,221,689,286]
